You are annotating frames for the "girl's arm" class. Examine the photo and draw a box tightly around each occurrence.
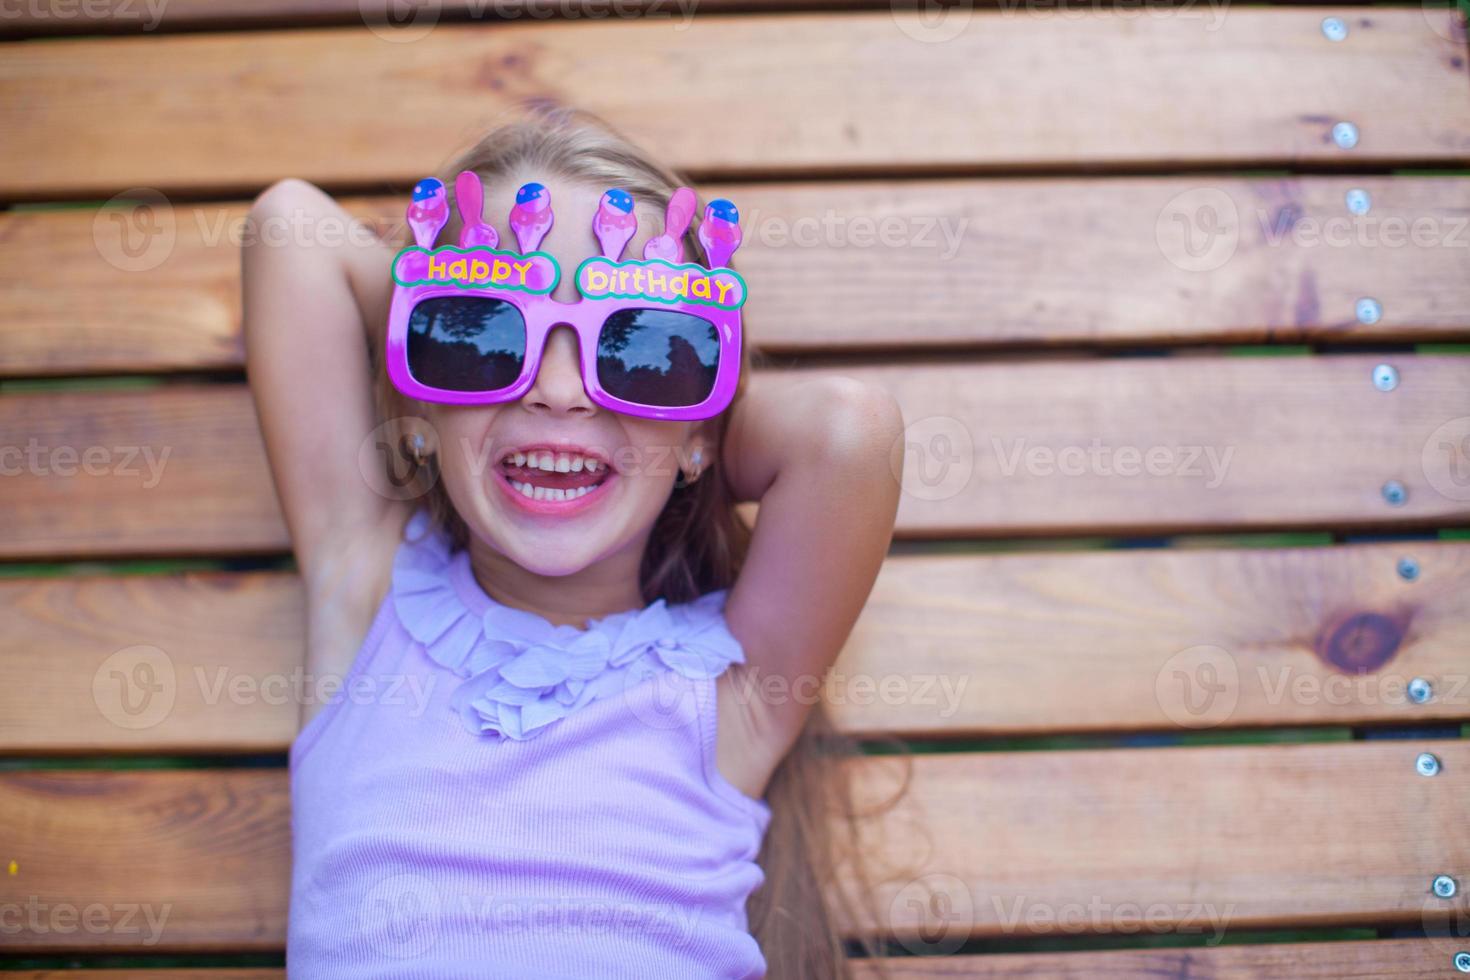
[718,373,906,778]
[242,180,405,620]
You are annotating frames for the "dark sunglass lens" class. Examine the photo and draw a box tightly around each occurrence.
[596,309,719,408]
[406,297,526,392]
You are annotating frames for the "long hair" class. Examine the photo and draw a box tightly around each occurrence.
[370,101,912,979]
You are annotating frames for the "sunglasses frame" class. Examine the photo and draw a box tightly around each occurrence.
[385,269,744,421]
[385,173,747,422]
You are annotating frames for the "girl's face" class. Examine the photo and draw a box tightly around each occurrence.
[412,176,712,579]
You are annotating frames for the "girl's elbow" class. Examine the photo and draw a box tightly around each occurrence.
[811,376,906,468]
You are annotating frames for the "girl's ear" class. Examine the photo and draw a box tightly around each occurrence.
[683,424,716,481]
[394,413,441,461]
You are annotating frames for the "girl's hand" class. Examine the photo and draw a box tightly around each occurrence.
[718,373,905,790]
[242,180,403,630]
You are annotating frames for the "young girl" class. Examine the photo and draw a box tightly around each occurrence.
[243,103,905,979]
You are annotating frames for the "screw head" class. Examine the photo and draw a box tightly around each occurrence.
[1357,298,1383,325]
[1372,363,1398,391]
[1381,480,1407,506]
[1333,121,1360,149]
[1321,16,1348,40]
[1407,677,1433,704]
[1397,557,1420,581]
[1416,752,1441,777]
[1434,875,1458,899]
[1455,951,1470,973]
[1344,188,1371,215]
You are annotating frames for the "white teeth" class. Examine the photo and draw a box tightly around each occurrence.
[508,479,597,502]
[505,450,605,473]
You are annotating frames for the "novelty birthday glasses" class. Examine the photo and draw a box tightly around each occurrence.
[386,171,747,421]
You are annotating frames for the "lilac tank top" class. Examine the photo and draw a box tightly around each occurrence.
[288,511,772,978]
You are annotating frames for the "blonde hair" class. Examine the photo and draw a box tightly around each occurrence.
[370,101,911,979]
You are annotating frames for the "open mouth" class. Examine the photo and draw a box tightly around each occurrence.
[496,448,612,503]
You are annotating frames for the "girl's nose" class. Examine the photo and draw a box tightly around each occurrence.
[524,325,597,417]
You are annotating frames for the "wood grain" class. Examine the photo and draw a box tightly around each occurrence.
[4,541,1467,753]
[3,939,1458,976]
[3,355,1467,559]
[850,939,1468,978]
[3,9,1468,198]
[8,176,1470,377]
[0,0,894,36]
[3,742,1464,950]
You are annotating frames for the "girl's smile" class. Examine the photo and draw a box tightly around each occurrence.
[493,443,620,517]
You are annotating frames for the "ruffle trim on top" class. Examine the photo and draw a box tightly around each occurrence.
[391,510,746,741]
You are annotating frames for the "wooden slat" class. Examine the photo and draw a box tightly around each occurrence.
[0,0,894,37]
[0,384,285,558]
[5,541,1468,753]
[851,940,1467,978]
[3,939,1458,977]
[0,571,304,753]
[3,741,1465,950]
[8,176,1470,377]
[3,354,1467,559]
[3,9,1468,198]
[861,741,1470,939]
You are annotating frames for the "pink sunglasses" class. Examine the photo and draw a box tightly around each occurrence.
[386,171,746,422]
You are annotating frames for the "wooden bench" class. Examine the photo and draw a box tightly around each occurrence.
[3,2,1469,975]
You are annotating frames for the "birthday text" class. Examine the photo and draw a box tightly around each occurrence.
[576,258,745,310]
